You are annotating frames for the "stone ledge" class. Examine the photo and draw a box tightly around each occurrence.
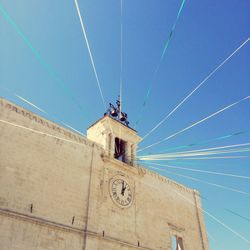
[101,155,198,194]
[0,208,156,250]
[0,98,103,151]
[168,222,185,232]
[136,165,197,194]
[102,155,139,175]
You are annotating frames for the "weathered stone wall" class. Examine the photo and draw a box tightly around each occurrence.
[0,98,209,250]
[91,158,209,250]
[0,212,84,250]
[0,98,103,249]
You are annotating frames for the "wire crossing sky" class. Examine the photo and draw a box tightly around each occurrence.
[146,165,250,196]
[146,128,250,154]
[15,94,48,115]
[224,209,250,223]
[134,0,186,127]
[160,0,186,60]
[139,96,250,152]
[145,162,250,180]
[138,142,250,159]
[141,37,250,142]
[172,188,250,245]
[1,1,249,249]
[0,86,85,136]
[120,0,123,114]
[74,0,107,110]
[0,2,90,118]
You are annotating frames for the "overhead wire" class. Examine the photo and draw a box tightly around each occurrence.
[135,0,186,127]
[140,163,250,243]
[0,2,89,117]
[141,37,250,141]
[139,142,250,157]
[61,122,84,136]
[14,94,48,115]
[139,146,250,159]
[1,86,85,136]
[74,0,120,155]
[145,163,250,241]
[224,209,250,222]
[138,96,250,152]
[138,147,250,160]
[144,128,250,155]
[181,155,250,160]
[118,0,123,155]
[160,0,186,60]
[120,0,123,115]
[74,0,106,110]
[172,188,250,244]
[146,165,250,196]
[167,160,249,168]
[0,119,88,146]
[135,159,250,243]
[144,162,250,180]
[2,1,249,243]
[141,155,250,161]
[200,195,250,223]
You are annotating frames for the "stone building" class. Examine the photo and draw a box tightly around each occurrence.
[0,97,209,250]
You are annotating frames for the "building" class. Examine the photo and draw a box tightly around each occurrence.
[0,98,209,250]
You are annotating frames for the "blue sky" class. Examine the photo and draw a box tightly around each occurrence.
[0,1,249,249]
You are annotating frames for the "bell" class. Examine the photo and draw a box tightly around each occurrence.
[120,112,126,121]
[110,107,118,117]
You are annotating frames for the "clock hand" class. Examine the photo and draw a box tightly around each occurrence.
[121,185,127,196]
[121,181,127,196]
[121,181,124,195]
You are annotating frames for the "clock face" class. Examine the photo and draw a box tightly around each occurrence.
[109,178,133,208]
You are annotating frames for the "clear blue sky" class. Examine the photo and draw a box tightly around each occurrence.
[0,1,249,249]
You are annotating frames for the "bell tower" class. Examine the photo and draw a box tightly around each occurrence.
[87,100,141,166]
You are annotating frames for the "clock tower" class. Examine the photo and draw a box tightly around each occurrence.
[0,97,210,250]
[87,100,141,166]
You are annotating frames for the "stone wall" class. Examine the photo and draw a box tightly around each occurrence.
[0,98,209,250]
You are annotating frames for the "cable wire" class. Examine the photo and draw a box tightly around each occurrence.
[1,86,85,136]
[146,165,250,196]
[138,147,250,160]
[120,0,123,115]
[74,0,106,109]
[0,3,89,117]
[146,162,250,180]
[135,0,186,128]
[172,188,250,244]
[141,37,250,141]
[138,96,250,152]
[145,128,250,155]
[139,142,250,160]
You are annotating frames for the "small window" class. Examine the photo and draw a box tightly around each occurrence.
[171,235,184,250]
[114,137,126,162]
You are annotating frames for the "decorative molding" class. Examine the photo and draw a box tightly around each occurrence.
[0,208,155,250]
[137,165,196,194]
[102,153,196,194]
[1,97,196,195]
[0,207,83,234]
[0,98,103,151]
[102,155,139,175]
[168,222,185,233]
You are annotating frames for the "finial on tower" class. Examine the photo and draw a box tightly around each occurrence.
[104,97,129,126]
